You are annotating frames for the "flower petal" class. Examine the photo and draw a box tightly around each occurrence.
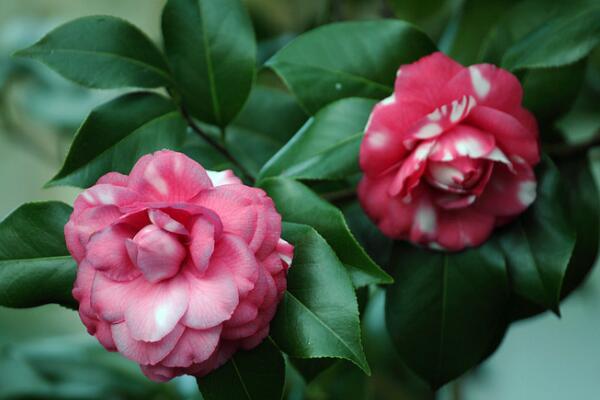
[210,234,258,296]
[435,208,495,251]
[467,106,539,165]
[112,322,185,365]
[161,326,222,368]
[475,163,537,217]
[360,99,431,176]
[148,209,189,236]
[182,266,239,330]
[125,274,189,342]
[444,63,523,113]
[128,150,212,202]
[429,125,496,162]
[389,140,435,197]
[127,225,186,283]
[188,217,216,274]
[86,224,140,281]
[206,169,242,186]
[395,52,465,108]
[65,205,123,262]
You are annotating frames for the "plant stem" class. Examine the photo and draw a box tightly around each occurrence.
[180,107,254,184]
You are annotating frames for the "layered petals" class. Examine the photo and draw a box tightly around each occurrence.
[358,52,539,251]
[66,150,292,382]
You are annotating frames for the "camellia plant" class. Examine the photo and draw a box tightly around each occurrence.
[1,0,600,398]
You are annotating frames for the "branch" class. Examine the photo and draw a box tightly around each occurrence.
[180,107,255,184]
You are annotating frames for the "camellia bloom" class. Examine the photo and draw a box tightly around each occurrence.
[359,52,539,251]
[65,150,293,381]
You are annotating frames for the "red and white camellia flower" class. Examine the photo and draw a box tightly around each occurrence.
[65,150,293,381]
[359,52,540,251]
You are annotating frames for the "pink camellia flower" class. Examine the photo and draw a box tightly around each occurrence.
[65,150,293,381]
[358,52,539,251]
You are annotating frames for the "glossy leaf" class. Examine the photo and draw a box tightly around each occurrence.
[15,16,172,89]
[502,6,600,71]
[386,242,509,388]
[440,0,520,65]
[197,338,284,400]
[259,178,392,287]
[267,20,436,114]
[48,92,187,188]
[162,0,256,126]
[0,202,77,309]
[478,1,589,130]
[259,98,375,180]
[496,158,576,313]
[227,86,307,177]
[273,223,370,374]
[560,151,600,298]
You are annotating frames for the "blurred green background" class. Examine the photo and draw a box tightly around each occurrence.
[0,1,599,399]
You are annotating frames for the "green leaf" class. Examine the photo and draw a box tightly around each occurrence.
[495,157,576,313]
[477,1,589,131]
[440,0,520,65]
[259,178,392,287]
[162,0,256,126]
[266,20,436,114]
[258,98,375,181]
[522,60,586,131]
[502,6,600,71]
[48,92,187,188]
[559,152,600,298]
[273,223,370,374]
[197,338,284,400]
[0,202,76,309]
[385,242,509,389]
[227,86,307,177]
[14,16,172,89]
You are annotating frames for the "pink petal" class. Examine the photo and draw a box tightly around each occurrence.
[90,273,135,323]
[148,209,189,236]
[360,98,431,176]
[467,106,540,165]
[395,52,464,108]
[405,94,477,142]
[389,140,435,197]
[127,225,186,283]
[475,163,537,217]
[276,239,293,270]
[444,63,523,114]
[96,172,128,187]
[65,205,123,262]
[188,217,216,274]
[125,274,189,342]
[429,125,496,162]
[240,325,270,350]
[408,195,439,244]
[182,267,239,330]
[224,301,258,328]
[193,185,259,245]
[112,322,185,365]
[128,150,212,202]
[73,184,138,216]
[435,208,495,251]
[358,172,420,239]
[161,326,222,368]
[95,321,116,351]
[86,224,140,281]
[72,261,97,323]
[210,234,258,296]
[140,364,178,382]
[206,169,242,186]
